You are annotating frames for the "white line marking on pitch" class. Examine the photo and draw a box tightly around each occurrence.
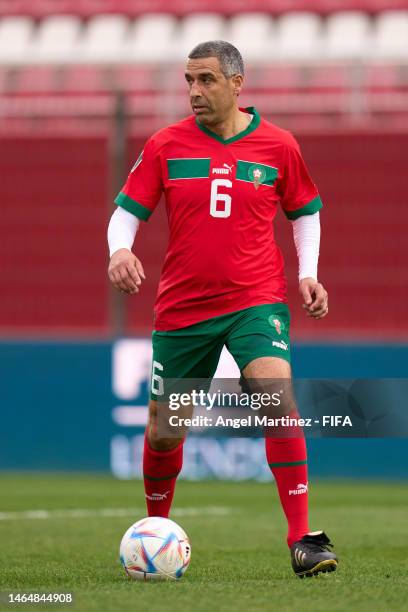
[0,506,232,521]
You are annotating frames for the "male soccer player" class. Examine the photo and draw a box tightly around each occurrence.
[107,41,338,577]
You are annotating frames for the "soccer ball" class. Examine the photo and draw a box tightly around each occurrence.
[119,516,191,581]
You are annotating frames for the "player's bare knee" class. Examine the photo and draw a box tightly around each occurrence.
[242,356,292,379]
[240,364,296,417]
[146,400,184,451]
[147,432,184,452]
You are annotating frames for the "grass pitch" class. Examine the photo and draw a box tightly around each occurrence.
[0,475,407,611]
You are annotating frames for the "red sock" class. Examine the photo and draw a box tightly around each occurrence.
[265,435,309,547]
[143,435,183,518]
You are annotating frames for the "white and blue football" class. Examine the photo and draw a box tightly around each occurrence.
[119,516,191,581]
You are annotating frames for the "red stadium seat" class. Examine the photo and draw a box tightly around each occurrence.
[0,67,9,91]
[11,66,58,93]
[301,65,349,91]
[365,64,403,91]
[61,65,108,92]
[114,65,160,92]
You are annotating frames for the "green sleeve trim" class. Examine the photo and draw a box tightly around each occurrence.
[114,191,152,221]
[268,460,307,468]
[284,195,323,220]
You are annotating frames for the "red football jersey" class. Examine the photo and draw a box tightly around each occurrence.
[115,107,322,331]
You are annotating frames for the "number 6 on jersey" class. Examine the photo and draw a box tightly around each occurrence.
[210,178,232,218]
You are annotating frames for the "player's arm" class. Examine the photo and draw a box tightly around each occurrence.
[108,208,145,295]
[278,139,328,319]
[292,212,328,319]
[107,136,162,295]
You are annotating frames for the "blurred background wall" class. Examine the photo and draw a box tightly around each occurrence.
[1,0,407,478]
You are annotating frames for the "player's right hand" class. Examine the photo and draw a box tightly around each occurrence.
[108,248,145,295]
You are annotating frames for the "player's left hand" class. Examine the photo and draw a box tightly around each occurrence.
[299,278,328,319]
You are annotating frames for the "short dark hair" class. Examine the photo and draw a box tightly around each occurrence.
[188,40,244,78]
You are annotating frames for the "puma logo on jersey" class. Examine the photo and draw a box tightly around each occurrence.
[212,163,234,175]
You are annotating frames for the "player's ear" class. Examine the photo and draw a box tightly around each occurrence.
[231,74,244,97]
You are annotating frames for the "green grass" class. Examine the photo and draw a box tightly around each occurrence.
[0,475,407,611]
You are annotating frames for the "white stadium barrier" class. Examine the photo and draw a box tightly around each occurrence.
[126,14,178,62]
[227,13,275,62]
[325,11,372,60]
[0,11,407,66]
[0,16,34,64]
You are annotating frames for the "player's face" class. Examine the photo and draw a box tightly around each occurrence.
[185,57,241,126]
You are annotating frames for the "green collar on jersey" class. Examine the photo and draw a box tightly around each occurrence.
[195,106,260,144]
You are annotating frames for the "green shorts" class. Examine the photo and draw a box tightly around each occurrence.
[150,303,291,400]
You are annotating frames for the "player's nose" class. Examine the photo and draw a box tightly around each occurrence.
[189,80,202,98]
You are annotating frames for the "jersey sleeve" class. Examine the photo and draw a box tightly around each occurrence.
[114,137,162,221]
[278,140,323,220]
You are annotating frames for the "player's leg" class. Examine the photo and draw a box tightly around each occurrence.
[227,303,338,576]
[143,323,224,518]
[143,398,185,518]
[243,355,310,551]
